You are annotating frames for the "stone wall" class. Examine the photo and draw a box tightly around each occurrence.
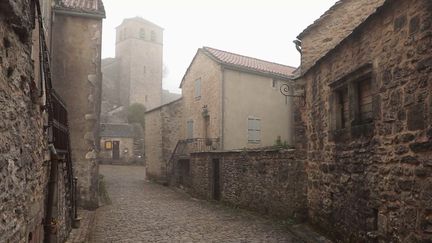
[298,0,386,73]
[181,50,222,141]
[301,0,432,241]
[183,150,308,222]
[115,17,163,110]
[51,13,103,209]
[0,1,46,242]
[145,98,184,181]
[0,0,52,242]
[100,137,135,163]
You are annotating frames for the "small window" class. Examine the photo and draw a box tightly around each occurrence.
[247,117,261,144]
[358,79,372,122]
[150,31,156,41]
[194,78,201,99]
[187,120,194,139]
[105,141,112,150]
[272,79,277,88]
[335,87,349,129]
[139,28,145,39]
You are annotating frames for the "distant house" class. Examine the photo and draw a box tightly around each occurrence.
[100,123,143,164]
[180,47,296,150]
[145,47,296,181]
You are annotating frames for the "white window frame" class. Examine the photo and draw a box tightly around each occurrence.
[247,117,261,144]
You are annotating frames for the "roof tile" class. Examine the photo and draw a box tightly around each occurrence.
[203,47,296,78]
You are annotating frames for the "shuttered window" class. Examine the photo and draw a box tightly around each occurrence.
[187,120,194,139]
[337,88,349,129]
[358,79,372,122]
[248,117,261,144]
[194,78,201,99]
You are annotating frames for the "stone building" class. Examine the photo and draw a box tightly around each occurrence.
[145,46,296,181]
[295,0,432,241]
[1,0,79,242]
[51,0,105,209]
[145,98,184,180]
[99,123,143,164]
[101,16,181,120]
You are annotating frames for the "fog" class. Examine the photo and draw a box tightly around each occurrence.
[101,0,339,93]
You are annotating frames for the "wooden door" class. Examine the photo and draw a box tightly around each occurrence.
[112,141,120,160]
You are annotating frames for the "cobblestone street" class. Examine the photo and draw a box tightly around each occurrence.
[91,165,298,242]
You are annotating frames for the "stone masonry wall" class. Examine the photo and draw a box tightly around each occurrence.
[51,14,103,209]
[0,1,47,241]
[187,150,308,222]
[298,0,386,73]
[302,0,432,241]
[145,107,163,180]
[145,99,184,181]
[182,50,222,142]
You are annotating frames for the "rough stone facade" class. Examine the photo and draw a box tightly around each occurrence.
[297,0,386,73]
[51,5,105,209]
[299,0,432,241]
[0,2,47,242]
[175,150,308,222]
[145,98,184,180]
[1,0,74,242]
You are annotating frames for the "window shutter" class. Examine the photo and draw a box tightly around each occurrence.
[187,120,194,139]
[195,79,201,98]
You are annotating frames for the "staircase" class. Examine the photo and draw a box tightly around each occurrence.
[166,138,220,184]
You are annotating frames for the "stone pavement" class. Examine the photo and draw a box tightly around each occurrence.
[66,210,95,243]
[90,165,303,243]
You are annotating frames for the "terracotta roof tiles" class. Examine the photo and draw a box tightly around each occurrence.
[203,47,296,78]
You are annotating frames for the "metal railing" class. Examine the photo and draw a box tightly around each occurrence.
[166,138,220,182]
[35,0,77,240]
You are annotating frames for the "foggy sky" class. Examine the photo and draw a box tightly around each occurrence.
[101,0,339,93]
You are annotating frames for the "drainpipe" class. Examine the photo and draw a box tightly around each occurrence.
[44,145,58,243]
[220,67,225,150]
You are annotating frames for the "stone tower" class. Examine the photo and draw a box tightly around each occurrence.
[115,17,163,110]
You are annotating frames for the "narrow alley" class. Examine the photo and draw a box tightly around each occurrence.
[91,165,298,242]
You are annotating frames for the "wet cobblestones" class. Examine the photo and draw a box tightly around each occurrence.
[91,165,297,242]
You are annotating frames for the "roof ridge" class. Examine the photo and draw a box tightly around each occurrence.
[203,46,296,69]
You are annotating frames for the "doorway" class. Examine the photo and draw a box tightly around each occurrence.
[212,159,220,201]
[112,141,120,160]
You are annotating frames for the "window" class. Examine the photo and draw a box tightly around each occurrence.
[139,28,145,39]
[335,87,349,129]
[194,78,201,99]
[272,79,277,88]
[247,117,261,144]
[105,141,112,150]
[150,30,156,41]
[330,64,374,138]
[187,120,194,139]
[357,79,372,123]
